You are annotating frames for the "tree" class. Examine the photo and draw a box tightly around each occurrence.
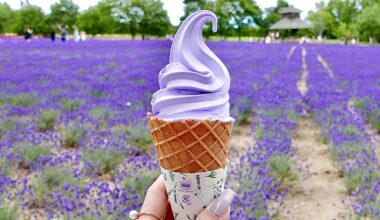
[307,1,337,38]
[180,0,208,22]
[49,0,79,31]
[360,0,380,7]
[13,5,48,34]
[0,3,14,33]
[328,0,358,26]
[137,0,171,39]
[77,1,119,35]
[257,0,289,35]
[355,3,380,43]
[112,0,171,39]
[215,0,262,41]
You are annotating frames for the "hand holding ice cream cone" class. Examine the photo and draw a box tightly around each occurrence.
[131,10,235,220]
[131,175,235,220]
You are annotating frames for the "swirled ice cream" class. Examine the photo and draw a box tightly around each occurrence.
[152,10,233,121]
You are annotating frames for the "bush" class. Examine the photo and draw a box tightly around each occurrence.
[13,143,51,169]
[268,155,298,187]
[83,147,125,174]
[0,157,13,176]
[344,172,363,194]
[0,118,16,139]
[61,122,84,148]
[0,204,19,220]
[352,98,366,113]
[232,96,253,125]
[7,93,37,107]
[121,169,160,198]
[90,107,113,121]
[110,124,153,151]
[32,167,82,205]
[61,98,85,111]
[125,124,153,151]
[37,109,61,132]
[368,110,380,132]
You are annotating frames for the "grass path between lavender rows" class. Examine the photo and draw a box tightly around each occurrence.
[277,47,350,220]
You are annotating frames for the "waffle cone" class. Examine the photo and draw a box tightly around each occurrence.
[147,113,233,173]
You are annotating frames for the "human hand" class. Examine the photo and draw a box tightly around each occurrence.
[130,175,235,220]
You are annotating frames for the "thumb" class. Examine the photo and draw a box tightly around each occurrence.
[196,189,236,220]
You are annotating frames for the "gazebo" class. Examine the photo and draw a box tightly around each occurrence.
[270,6,310,30]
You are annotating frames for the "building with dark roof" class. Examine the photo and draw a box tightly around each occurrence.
[270,6,310,30]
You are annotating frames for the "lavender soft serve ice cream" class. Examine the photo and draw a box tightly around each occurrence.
[152,10,233,121]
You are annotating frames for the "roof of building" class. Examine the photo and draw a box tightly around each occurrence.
[269,17,311,30]
[279,6,303,14]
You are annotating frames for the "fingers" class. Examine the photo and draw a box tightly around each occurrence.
[196,189,235,220]
[139,175,169,220]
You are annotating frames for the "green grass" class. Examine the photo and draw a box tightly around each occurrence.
[61,122,85,148]
[83,147,125,174]
[37,109,61,132]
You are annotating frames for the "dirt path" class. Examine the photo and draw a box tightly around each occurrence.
[287,46,296,60]
[296,47,308,96]
[277,47,350,220]
[317,54,334,78]
[277,116,349,220]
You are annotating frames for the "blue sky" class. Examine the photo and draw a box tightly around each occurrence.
[1,0,320,25]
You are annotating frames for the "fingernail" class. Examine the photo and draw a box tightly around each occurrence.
[208,189,236,218]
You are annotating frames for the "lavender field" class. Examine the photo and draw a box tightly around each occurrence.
[0,39,379,220]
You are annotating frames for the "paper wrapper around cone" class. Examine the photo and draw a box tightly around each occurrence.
[147,113,233,220]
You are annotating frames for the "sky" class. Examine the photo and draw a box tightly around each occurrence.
[0,0,320,26]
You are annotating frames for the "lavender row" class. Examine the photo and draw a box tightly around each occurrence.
[230,46,303,219]
[305,46,380,218]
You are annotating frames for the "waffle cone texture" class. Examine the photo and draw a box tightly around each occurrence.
[147,113,233,173]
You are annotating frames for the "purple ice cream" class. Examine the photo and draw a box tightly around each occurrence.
[151,10,233,121]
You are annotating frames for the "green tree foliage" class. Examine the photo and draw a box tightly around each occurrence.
[215,0,262,41]
[258,0,289,35]
[133,0,171,39]
[111,0,171,39]
[13,5,48,34]
[181,0,209,22]
[355,3,380,42]
[49,0,79,31]
[0,3,14,33]
[77,1,119,35]
[308,2,337,37]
